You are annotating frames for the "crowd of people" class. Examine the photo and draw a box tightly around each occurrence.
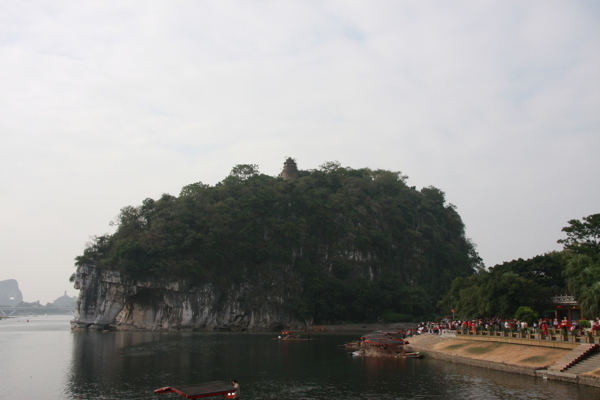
[412,317,600,336]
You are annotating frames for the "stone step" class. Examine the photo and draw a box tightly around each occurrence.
[548,344,599,372]
[564,353,600,374]
[569,360,600,368]
[575,361,600,367]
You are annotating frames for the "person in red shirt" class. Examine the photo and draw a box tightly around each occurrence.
[541,321,549,336]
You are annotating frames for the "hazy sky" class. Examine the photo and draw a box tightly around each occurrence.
[1,1,598,304]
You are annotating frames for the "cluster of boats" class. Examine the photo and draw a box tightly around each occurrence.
[344,330,422,358]
[272,329,422,358]
[153,330,421,398]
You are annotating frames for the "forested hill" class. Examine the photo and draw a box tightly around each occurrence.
[75,162,479,323]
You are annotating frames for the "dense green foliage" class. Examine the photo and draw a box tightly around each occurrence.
[442,251,567,320]
[76,162,479,323]
[558,213,600,259]
[560,214,600,318]
[514,306,539,325]
[444,213,600,320]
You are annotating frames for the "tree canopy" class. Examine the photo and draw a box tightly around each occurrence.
[558,213,600,259]
[442,251,567,320]
[75,162,479,323]
[444,213,600,321]
[560,213,600,318]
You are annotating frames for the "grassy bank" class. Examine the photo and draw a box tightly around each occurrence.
[407,334,569,369]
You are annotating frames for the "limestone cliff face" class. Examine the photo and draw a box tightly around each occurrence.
[71,264,309,331]
[0,279,23,306]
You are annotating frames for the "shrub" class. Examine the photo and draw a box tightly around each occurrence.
[514,306,539,325]
[579,320,591,329]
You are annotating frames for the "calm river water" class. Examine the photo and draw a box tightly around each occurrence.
[0,315,597,399]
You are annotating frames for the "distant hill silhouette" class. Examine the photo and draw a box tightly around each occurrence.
[52,291,77,307]
[0,279,23,306]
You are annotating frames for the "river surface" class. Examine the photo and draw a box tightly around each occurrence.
[0,315,597,399]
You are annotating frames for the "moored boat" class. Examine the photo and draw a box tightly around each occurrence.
[276,330,313,340]
[155,380,238,399]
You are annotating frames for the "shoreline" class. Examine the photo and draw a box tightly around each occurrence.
[308,323,397,333]
[406,333,600,389]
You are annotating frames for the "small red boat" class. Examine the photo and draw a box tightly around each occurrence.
[155,381,237,399]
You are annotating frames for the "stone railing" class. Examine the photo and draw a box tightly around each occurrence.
[455,328,599,344]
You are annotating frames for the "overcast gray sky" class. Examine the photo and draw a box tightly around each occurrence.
[1,1,598,304]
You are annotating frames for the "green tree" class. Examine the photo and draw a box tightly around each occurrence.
[179,182,209,197]
[443,251,566,320]
[558,213,600,259]
[563,254,600,318]
[229,164,260,180]
[514,306,539,325]
[492,252,566,295]
[75,235,112,266]
[479,272,541,317]
[442,273,486,319]
[558,213,600,318]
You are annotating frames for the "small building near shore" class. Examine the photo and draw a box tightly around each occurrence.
[550,295,581,322]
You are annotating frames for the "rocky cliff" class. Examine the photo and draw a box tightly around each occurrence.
[0,279,23,306]
[71,264,309,331]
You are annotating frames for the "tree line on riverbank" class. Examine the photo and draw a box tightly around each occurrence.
[443,213,600,321]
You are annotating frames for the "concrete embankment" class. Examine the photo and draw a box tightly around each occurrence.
[406,333,600,388]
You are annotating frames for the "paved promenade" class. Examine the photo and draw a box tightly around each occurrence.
[407,333,600,388]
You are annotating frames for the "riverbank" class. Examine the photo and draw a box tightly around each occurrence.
[406,333,600,388]
[308,323,391,332]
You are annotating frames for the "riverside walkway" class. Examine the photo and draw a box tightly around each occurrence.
[427,330,600,387]
[455,328,600,346]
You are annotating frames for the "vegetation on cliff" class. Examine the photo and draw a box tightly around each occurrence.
[75,162,480,323]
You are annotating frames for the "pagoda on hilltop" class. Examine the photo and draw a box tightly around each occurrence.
[281,157,299,180]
